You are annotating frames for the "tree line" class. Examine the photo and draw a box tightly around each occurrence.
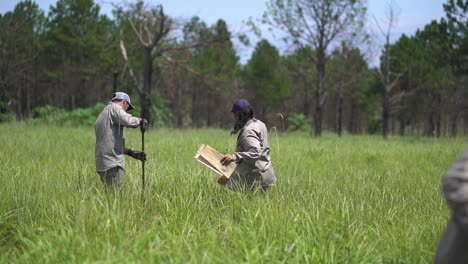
[0,0,466,137]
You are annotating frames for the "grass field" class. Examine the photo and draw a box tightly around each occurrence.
[0,124,465,263]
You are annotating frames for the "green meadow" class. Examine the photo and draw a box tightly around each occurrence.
[0,124,465,263]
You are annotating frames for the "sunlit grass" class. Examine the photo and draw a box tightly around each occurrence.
[0,124,464,263]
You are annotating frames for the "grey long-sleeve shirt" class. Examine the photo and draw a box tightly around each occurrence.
[95,102,140,172]
[233,118,276,186]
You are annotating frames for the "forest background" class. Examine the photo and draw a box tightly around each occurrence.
[0,0,467,137]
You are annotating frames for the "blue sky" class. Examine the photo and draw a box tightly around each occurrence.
[1,0,447,63]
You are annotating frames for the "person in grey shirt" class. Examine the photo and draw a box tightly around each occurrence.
[435,149,468,263]
[220,99,276,192]
[95,92,147,187]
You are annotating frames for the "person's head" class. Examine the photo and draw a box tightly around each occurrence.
[230,99,254,135]
[112,92,134,112]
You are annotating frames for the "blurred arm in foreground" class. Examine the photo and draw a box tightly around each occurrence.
[435,149,468,263]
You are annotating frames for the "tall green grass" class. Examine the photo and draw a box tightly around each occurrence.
[0,124,465,263]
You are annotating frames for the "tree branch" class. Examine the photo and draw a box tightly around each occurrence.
[119,33,143,94]
[112,3,149,46]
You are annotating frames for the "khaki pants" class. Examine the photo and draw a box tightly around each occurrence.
[98,166,125,186]
[225,171,270,192]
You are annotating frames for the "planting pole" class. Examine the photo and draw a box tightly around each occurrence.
[141,125,146,192]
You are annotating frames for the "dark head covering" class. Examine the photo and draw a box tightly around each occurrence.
[231,99,250,113]
[230,99,254,135]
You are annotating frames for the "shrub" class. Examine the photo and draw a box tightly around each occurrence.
[33,105,68,125]
[0,101,14,123]
[367,117,383,135]
[0,112,14,123]
[32,103,106,127]
[288,113,311,132]
[151,92,173,128]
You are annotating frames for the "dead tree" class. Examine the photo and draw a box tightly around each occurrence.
[115,3,172,121]
[115,2,233,124]
[373,0,402,139]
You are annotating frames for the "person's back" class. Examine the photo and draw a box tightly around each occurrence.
[95,102,139,172]
[220,99,276,191]
[235,118,276,187]
[94,92,146,186]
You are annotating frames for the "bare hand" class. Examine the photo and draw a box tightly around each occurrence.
[220,154,234,165]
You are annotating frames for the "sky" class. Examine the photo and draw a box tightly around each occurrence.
[0,0,447,63]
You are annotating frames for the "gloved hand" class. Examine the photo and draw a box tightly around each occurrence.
[140,118,148,132]
[128,149,147,161]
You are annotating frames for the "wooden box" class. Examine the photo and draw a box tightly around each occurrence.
[194,144,237,180]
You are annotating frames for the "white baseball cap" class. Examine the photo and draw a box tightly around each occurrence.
[112,92,134,111]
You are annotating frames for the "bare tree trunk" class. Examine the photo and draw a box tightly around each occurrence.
[427,94,436,136]
[436,94,442,137]
[334,94,338,133]
[25,73,31,118]
[314,92,322,136]
[71,95,75,110]
[303,80,311,117]
[176,81,183,128]
[206,91,212,127]
[314,49,325,137]
[464,112,468,134]
[191,83,198,128]
[428,112,435,137]
[398,91,406,136]
[336,81,344,136]
[450,112,458,137]
[399,115,405,136]
[16,82,22,119]
[374,1,401,139]
[262,104,268,125]
[141,46,152,120]
[60,65,67,109]
[348,96,357,134]
[383,88,390,138]
[31,54,39,118]
[113,70,119,94]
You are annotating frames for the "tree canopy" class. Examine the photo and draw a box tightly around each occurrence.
[0,0,467,137]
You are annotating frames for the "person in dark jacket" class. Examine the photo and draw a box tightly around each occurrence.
[220,99,276,191]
